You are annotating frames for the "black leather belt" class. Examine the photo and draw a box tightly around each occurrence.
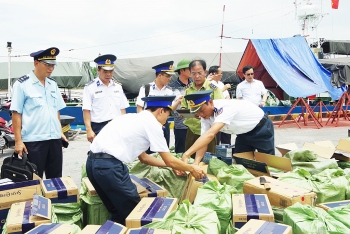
[88,151,114,159]
[255,114,268,128]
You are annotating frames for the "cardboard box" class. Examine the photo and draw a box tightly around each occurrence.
[232,152,292,177]
[25,223,72,234]
[232,194,274,229]
[0,207,9,233]
[126,228,171,234]
[125,197,177,228]
[216,144,235,158]
[243,177,317,208]
[0,174,41,210]
[277,140,350,161]
[6,195,51,233]
[80,221,127,234]
[236,219,292,234]
[180,173,219,203]
[130,175,168,198]
[82,177,97,196]
[41,177,79,203]
[317,200,350,212]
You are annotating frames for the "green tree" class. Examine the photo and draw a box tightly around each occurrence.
[91,67,97,77]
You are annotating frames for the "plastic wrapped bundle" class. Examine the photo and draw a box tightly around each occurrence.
[216,165,254,193]
[283,203,349,234]
[328,204,350,229]
[194,181,237,234]
[285,149,338,175]
[272,206,284,224]
[52,202,83,228]
[207,158,229,176]
[278,168,347,204]
[144,200,221,234]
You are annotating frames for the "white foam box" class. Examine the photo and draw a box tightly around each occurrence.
[80,220,127,234]
[127,228,171,234]
[243,177,317,208]
[6,195,51,233]
[317,200,350,212]
[25,223,72,234]
[232,194,274,229]
[130,175,168,198]
[236,219,292,234]
[41,177,79,203]
[125,197,177,228]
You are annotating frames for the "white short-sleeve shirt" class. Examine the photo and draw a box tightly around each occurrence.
[201,99,264,135]
[136,81,179,107]
[236,79,267,106]
[212,80,230,99]
[90,111,169,163]
[82,78,129,123]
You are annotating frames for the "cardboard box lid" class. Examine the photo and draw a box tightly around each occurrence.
[244,177,315,196]
[232,194,273,217]
[127,228,171,234]
[335,139,350,157]
[7,195,51,233]
[302,142,336,159]
[95,220,127,234]
[130,175,166,196]
[318,200,350,210]
[276,143,298,156]
[236,219,292,234]
[82,177,97,196]
[233,152,292,176]
[25,223,72,234]
[41,177,78,199]
[80,225,101,234]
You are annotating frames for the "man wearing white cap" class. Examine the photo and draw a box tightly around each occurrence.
[83,54,129,142]
[11,47,67,179]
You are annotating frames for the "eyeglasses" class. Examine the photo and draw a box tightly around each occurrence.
[191,71,205,77]
[245,73,254,76]
[40,61,56,68]
[162,74,172,79]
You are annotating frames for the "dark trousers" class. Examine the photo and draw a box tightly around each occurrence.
[185,129,216,158]
[234,118,275,155]
[91,120,111,135]
[86,153,140,225]
[146,121,170,154]
[24,139,63,179]
[216,131,232,145]
[174,128,187,153]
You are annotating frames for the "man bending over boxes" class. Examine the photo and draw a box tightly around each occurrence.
[181,90,275,165]
[86,95,206,226]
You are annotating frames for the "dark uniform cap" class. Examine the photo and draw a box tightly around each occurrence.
[174,59,191,72]
[141,95,176,116]
[184,90,213,113]
[30,47,59,65]
[152,61,175,75]
[94,54,117,71]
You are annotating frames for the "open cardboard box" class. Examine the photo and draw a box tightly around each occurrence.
[232,151,292,177]
[276,139,350,161]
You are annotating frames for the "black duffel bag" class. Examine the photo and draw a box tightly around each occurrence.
[1,152,38,182]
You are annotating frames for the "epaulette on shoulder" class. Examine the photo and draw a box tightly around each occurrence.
[17,75,29,83]
[47,77,56,82]
[85,80,94,86]
[113,79,122,86]
[209,82,218,90]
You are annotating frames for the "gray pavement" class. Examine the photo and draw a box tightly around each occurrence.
[1,120,349,188]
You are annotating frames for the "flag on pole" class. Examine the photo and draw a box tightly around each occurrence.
[332,0,339,9]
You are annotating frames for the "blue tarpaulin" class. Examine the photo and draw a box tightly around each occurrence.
[237,37,343,100]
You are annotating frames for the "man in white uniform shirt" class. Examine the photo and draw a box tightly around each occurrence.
[181,90,275,165]
[83,54,129,142]
[236,65,267,107]
[86,95,206,225]
[136,61,182,147]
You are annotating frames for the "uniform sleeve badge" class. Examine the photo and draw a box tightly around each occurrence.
[17,75,29,83]
[85,80,94,86]
[209,82,217,89]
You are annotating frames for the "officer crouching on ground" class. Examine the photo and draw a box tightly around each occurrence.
[86,95,206,225]
[181,90,275,165]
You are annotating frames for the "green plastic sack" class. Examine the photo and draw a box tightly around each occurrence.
[283,203,349,234]
[52,202,83,228]
[328,204,350,229]
[126,154,187,201]
[144,200,221,234]
[216,165,254,193]
[266,90,281,106]
[272,206,284,224]
[194,181,236,234]
[337,161,350,169]
[278,168,346,204]
[207,158,229,176]
[225,221,238,234]
[79,177,110,227]
[285,149,339,175]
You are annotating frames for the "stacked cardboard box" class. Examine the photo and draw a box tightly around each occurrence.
[41,177,79,203]
[81,220,127,234]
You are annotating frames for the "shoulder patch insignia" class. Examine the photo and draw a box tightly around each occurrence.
[17,75,29,83]
[85,80,94,86]
[209,82,217,90]
[214,107,223,116]
[47,77,56,82]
